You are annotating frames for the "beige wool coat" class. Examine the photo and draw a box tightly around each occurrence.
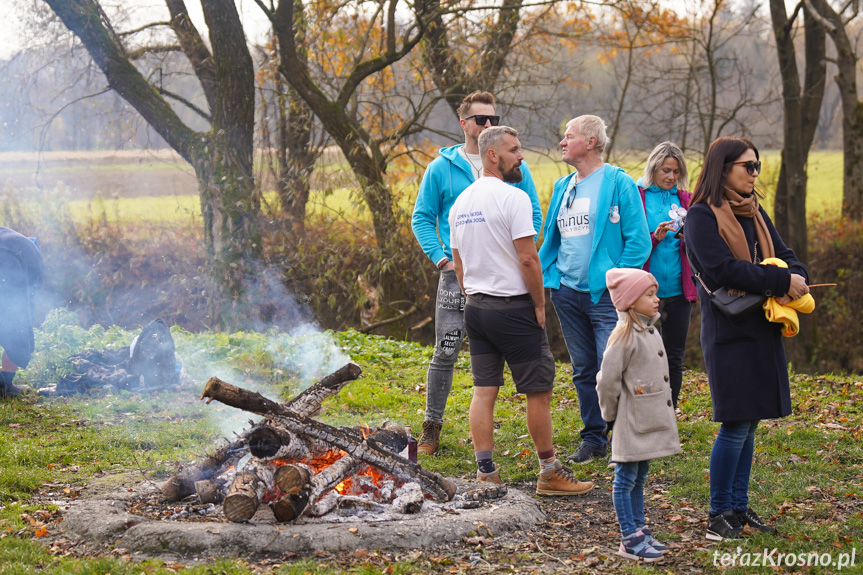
[597,312,681,463]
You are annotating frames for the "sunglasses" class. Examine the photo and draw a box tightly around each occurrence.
[732,160,761,176]
[464,114,501,127]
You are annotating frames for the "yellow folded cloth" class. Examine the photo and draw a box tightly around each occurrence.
[760,258,815,337]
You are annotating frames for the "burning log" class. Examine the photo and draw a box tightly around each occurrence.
[202,377,457,503]
[160,437,246,502]
[247,424,311,460]
[161,363,362,502]
[268,423,408,522]
[222,460,276,522]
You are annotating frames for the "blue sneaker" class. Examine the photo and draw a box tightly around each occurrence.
[618,531,663,562]
[640,527,670,554]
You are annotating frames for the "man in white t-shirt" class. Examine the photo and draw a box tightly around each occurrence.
[410,91,542,457]
[450,126,593,496]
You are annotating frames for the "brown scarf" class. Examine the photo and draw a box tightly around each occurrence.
[709,188,775,262]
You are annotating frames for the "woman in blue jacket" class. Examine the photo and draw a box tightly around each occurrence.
[637,142,697,409]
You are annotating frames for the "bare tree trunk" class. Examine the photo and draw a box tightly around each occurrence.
[770,0,826,265]
[43,0,262,326]
[804,0,863,219]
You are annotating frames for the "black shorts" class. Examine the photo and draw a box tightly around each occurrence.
[464,293,555,394]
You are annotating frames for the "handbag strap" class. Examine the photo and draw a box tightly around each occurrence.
[685,248,714,297]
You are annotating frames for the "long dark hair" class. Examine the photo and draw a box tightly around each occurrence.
[691,136,760,206]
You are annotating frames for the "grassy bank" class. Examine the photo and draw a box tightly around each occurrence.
[0,312,860,573]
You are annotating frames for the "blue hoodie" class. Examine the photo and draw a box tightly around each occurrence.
[538,165,650,303]
[411,144,542,266]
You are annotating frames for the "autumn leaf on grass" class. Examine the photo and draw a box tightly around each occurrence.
[34,526,48,538]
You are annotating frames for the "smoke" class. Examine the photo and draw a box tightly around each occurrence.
[3,181,354,441]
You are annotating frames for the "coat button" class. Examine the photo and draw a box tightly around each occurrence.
[664,375,669,382]
[667,400,672,407]
[648,328,654,334]
[658,350,664,357]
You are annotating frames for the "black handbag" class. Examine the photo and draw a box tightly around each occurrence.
[687,250,766,319]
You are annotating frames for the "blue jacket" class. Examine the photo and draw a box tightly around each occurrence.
[538,165,650,303]
[411,144,542,266]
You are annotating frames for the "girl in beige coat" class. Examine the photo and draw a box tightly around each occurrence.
[597,268,681,562]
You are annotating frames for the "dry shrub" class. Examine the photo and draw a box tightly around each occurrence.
[802,215,863,373]
[263,213,437,340]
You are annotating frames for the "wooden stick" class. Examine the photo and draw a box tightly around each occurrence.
[808,283,837,287]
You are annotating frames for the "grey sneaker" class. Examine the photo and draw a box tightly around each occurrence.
[640,527,670,554]
[566,442,607,464]
[618,531,663,562]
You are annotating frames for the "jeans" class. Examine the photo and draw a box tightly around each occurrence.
[550,285,617,447]
[425,270,465,423]
[656,295,692,408]
[613,460,651,536]
[709,420,759,515]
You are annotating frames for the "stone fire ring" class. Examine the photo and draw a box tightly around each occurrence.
[62,477,546,559]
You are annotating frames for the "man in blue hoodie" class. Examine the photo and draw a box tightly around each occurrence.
[411,91,542,455]
[538,115,650,463]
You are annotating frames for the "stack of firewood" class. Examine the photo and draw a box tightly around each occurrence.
[160,364,456,522]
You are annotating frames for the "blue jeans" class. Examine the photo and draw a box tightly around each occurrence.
[613,460,651,536]
[550,285,616,447]
[710,420,759,515]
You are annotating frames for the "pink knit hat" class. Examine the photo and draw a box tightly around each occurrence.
[606,268,658,312]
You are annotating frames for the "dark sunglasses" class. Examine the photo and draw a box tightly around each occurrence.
[732,160,761,176]
[464,114,501,127]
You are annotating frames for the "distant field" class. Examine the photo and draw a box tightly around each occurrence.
[0,149,844,223]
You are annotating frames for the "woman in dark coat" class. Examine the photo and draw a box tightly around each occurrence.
[684,137,809,541]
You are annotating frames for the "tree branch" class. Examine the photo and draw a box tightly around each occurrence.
[158,86,213,122]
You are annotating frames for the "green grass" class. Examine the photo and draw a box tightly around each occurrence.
[0,310,860,573]
[42,150,845,224]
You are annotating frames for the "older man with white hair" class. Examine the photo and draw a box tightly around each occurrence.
[450,125,593,496]
[538,115,651,464]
